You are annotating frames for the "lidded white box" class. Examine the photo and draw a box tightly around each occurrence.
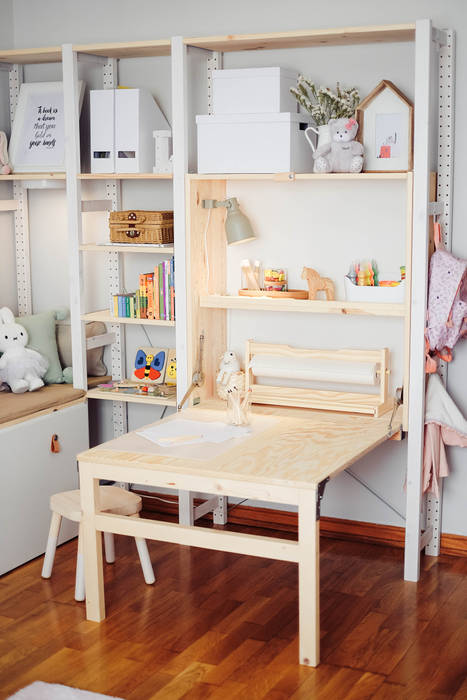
[212,67,298,114]
[196,112,312,174]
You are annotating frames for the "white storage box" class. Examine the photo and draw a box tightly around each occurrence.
[344,277,406,303]
[196,112,313,174]
[212,67,298,114]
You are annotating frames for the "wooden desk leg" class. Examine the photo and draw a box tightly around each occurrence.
[79,463,105,622]
[298,489,320,667]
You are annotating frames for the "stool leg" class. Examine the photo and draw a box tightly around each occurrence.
[103,532,115,564]
[75,523,85,602]
[41,512,62,579]
[132,515,155,585]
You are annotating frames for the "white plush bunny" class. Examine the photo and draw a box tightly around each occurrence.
[0,307,48,393]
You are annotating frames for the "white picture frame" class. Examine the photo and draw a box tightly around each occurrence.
[356,80,413,173]
[9,81,85,172]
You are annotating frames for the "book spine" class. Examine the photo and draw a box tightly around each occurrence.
[125,295,130,317]
[154,266,160,319]
[129,294,135,318]
[113,295,119,317]
[165,261,169,321]
[135,290,140,319]
[147,273,155,320]
[118,295,123,317]
[139,274,146,319]
[158,263,164,320]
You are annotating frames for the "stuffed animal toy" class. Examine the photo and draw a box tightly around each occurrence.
[313,117,364,173]
[216,350,244,400]
[0,131,12,175]
[0,307,48,392]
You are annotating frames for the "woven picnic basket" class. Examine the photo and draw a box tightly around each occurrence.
[109,210,174,244]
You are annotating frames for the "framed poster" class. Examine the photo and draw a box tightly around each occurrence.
[9,81,84,172]
[356,80,413,172]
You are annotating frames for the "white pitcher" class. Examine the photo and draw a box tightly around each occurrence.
[304,124,331,154]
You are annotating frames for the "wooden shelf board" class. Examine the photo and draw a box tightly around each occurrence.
[78,173,173,180]
[188,172,409,181]
[73,39,171,59]
[185,23,415,52]
[200,295,406,318]
[0,172,66,180]
[86,388,176,406]
[0,46,62,64]
[80,243,174,254]
[81,311,175,327]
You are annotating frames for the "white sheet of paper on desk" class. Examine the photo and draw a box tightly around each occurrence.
[136,419,251,446]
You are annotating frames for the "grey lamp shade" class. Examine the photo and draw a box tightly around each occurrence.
[223,198,256,245]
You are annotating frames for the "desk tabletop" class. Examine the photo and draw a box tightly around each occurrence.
[78,402,402,490]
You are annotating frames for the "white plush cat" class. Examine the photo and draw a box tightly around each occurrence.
[0,307,48,393]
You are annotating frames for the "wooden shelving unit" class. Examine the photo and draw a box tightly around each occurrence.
[200,294,406,317]
[0,19,452,583]
[81,310,175,327]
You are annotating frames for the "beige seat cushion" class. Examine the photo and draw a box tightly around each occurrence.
[50,486,142,522]
[0,384,86,426]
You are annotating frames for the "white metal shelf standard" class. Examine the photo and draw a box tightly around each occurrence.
[425,28,456,559]
[103,57,128,438]
[8,64,32,316]
[404,21,455,581]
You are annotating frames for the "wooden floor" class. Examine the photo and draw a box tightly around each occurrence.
[0,523,466,700]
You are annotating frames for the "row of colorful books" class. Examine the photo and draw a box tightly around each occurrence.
[111,258,175,320]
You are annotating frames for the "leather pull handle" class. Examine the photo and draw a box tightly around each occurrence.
[51,434,61,453]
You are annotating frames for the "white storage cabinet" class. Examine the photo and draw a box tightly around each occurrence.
[196,112,313,173]
[212,67,298,114]
[0,402,89,575]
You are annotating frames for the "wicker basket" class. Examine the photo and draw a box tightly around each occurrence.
[109,210,174,244]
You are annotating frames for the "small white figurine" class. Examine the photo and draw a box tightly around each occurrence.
[216,350,244,400]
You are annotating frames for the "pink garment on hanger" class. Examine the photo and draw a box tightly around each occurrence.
[423,373,467,497]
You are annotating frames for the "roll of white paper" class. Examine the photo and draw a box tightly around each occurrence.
[249,355,377,386]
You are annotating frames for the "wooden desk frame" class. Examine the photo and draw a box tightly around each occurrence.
[80,459,321,666]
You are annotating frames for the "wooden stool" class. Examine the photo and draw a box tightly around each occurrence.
[41,486,155,601]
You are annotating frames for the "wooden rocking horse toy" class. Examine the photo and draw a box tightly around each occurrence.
[301,266,335,301]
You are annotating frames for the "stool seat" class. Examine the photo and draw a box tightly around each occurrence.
[50,485,142,522]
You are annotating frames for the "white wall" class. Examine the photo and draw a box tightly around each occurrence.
[3,0,467,534]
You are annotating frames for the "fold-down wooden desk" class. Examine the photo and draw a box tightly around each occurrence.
[78,402,402,667]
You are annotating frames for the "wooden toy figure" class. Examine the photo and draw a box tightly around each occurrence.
[301,266,335,301]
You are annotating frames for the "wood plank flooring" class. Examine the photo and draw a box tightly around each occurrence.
[0,522,466,699]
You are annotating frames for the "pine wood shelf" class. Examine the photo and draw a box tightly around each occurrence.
[0,172,66,180]
[0,46,62,64]
[189,172,409,181]
[81,311,175,327]
[80,243,174,254]
[200,295,406,318]
[86,388,176,406]
[73,39,172,59]
[185,23,415,53]
[78,173,172,180]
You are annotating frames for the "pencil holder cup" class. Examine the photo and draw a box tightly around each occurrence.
[226,388,251,426]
